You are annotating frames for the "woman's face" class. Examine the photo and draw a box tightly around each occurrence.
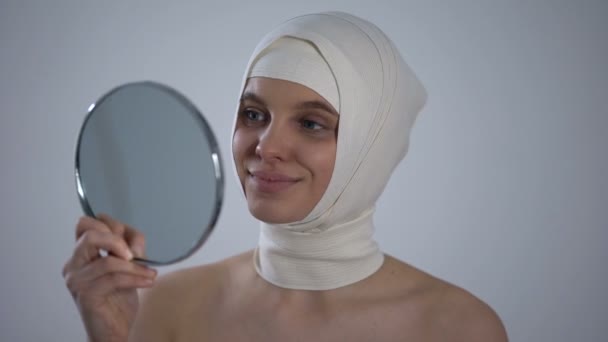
[233,77,339,224]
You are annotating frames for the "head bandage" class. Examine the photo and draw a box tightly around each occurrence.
[249,37,339,113]
[232,12,427,290]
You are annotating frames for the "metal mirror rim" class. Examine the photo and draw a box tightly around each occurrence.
[74,80,224,266]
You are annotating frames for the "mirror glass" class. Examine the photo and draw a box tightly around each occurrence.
[75,81,223,265]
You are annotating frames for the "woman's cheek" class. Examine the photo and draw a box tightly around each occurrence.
[232,131,247,171]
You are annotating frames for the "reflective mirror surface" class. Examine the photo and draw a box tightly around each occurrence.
[75,81,223,265]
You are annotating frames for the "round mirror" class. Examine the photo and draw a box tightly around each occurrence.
[75,81,223,265]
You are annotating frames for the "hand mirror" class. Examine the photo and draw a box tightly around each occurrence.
[75,81,223,265]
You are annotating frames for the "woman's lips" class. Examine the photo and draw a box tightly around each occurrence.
[248,170,300,193]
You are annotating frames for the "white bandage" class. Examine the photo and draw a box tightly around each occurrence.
[249,37,339,113]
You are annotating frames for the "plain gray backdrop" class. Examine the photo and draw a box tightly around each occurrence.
[1,1,606,341]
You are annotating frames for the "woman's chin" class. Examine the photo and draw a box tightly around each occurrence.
[248,205,305,225]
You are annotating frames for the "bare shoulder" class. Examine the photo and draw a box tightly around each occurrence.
[432,281,508,342]
[130,251,254,341]
[378,255,508,341]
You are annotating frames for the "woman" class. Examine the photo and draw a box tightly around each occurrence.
[63,12,507,341]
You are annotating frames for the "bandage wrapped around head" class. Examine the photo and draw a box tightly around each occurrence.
[232,12,427,290]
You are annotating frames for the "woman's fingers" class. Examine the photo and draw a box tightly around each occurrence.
[69,229,134,271]
[97,213,127,237]
[95,214,147,258]
[65,214,151,297]
[80,255,156,284]
[85,273,155,297]
[124,225,146,258]
[64,214,154,341]
[75,215,112,241]
[66,270,155,301]
[65,256,156,297]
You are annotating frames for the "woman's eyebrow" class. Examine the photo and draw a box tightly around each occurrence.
[240,91,338,116]
[240,92,266,106]
[295,101,338,116]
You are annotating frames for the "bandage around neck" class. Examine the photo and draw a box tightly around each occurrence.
[233,12,427,290]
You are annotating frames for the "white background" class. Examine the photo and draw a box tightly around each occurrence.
[1,1,606,341]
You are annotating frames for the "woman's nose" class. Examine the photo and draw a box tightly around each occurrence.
[255,123,290,161]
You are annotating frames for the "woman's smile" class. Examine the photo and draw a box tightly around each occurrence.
[247,170,302,194]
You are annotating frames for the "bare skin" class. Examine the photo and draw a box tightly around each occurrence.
[130,250,507,342]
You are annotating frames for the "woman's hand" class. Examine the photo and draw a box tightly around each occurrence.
[62,214,157,342]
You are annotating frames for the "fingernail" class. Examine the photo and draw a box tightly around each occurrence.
[126,250,134,260]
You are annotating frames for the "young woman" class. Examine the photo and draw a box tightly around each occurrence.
[63,12,508,341]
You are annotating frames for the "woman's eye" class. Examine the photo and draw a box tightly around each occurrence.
[242,110,265,123]
[301,119,324,131]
